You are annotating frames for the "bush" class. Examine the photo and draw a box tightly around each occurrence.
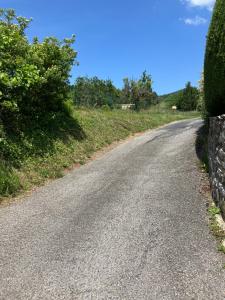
[0,9,77,129]
[204,0,225,117]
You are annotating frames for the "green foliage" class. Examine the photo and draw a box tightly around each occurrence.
[72,72,156,110]
[158,83,198,111]
[0,162,20,196]
[208,205,221,217]
[204,0,225,116]
[177,82,199,111]
[158,90,184,109]
[63,99,75,116]
[73,76,119,108]
[22,36,77,116]
[0,8,77,128]
[218,244,225,254]
[101,104,111,111]
[121,71,155,110]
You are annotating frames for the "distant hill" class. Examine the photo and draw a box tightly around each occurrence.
[157,89,184,109]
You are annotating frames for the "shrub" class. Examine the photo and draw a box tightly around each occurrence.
[0,9,77,129]
[204,0,225,116]
[24,36,77,116]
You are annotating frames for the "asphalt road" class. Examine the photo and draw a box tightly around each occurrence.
[1,119,225,300]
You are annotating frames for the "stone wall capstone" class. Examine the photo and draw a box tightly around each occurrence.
[208,115,225,218]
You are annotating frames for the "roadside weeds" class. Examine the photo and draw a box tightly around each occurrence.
[0,115,200,207]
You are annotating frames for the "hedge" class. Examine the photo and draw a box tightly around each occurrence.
[204,0,225,117]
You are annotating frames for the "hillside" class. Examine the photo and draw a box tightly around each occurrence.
[158,89,184,109]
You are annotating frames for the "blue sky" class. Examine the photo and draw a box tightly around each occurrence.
[1,0,215,94]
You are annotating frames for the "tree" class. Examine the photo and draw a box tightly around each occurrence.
[138,71,153,108]
[121,71,154,110]
[0,8,77,129]
[121,78,132,104]
[204,0,225,117]
[73,76,119,107]
[177,82,199,111]
[24,36,77,116]
[0,9,32,125]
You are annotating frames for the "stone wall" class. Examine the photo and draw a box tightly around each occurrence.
[208,115,225,218]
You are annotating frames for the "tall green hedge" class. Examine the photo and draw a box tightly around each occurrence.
[204,0,225,117]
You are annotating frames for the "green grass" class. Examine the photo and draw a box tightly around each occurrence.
[157,89,184,109]
[0,162,20,196]
[0,107,200,201]
[218,243,225,254]
[208,205,221,217]
[208,204,225,239]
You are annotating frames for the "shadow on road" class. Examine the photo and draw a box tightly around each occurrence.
[195,124,209,172]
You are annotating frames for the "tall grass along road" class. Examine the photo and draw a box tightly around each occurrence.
[0,108,198,202]
[1,119,225,299]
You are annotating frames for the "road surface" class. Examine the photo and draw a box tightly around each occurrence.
[1,119,225,299]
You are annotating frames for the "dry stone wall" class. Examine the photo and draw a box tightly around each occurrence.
[208,115,225,218]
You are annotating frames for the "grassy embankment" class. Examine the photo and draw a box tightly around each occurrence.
[0,107,200,201]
